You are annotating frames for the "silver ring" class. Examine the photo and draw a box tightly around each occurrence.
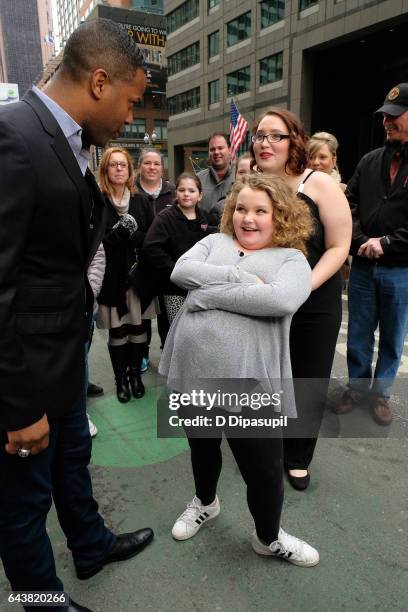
[17,448,31,458]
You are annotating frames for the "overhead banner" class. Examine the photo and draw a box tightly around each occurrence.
[91,6,167,96]
[122,22,167,95]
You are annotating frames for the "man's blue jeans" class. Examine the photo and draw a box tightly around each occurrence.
[347,258,408,398]
[0,386,115,611]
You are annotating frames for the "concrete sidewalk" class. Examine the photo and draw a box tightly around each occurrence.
[1,319,407,612]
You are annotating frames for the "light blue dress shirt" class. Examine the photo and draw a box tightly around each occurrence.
[33,86,90,176]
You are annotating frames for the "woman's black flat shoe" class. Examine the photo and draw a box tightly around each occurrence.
[287,471,310,491]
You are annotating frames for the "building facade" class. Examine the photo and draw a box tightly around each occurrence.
[131,0,164,13]
[37,0,55,67]
[40,2,169,172]
[80,1,131,21]
[0,0,43,97]
[55,0,80,47]
[164,0,408,180]
[79,1,163,23]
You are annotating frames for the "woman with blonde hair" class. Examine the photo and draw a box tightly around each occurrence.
[308,132,350,287]
[307,131,346,191]
[250,108,351,490]
[159,175,320,567]
[97,147,155,403]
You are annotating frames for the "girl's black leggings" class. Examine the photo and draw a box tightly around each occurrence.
[185,433,283,544]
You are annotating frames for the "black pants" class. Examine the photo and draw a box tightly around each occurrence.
[185,432,283,544]
[284,273,342,470]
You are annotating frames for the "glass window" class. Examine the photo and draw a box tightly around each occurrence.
[208,31,219,59]
[226,11,251,47]
[167,0,199,34]
[153,119,168,140]
[299,0,318,10]
[152,95,167,110]
[260,0,285,28]
[168,87,201,115]
[131,0,164,13]
[226,66,251,96]
[208,0,219,9]
[208,80,220,104]
[122,119,146,138]
[168,42,200,76]
[259,52,283,85]
[131,119,146,138]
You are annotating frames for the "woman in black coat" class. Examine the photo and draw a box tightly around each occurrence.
[135,148,176,359]
[96,147,155,403]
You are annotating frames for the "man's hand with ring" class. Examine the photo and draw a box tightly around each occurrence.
[6,414,50,456]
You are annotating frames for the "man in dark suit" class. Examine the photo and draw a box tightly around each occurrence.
[0,19,153,612]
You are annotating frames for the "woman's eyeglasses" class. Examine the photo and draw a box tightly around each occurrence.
[251,133,290,144]
[108,161,128,169]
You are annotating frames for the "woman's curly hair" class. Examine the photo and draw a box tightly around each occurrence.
[220,175,313,256]
[249,107,308,176]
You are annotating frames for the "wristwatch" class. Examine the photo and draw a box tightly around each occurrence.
[380,235,391,250]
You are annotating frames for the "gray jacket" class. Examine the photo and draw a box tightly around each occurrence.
[197,165,235,213]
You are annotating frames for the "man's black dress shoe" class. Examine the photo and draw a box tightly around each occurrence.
[287,470,310,491]
[87,382,104,397]
[76,528,154,580]
[68,599,93,612]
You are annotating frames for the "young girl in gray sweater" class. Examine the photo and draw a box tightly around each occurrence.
[159,175,321,567]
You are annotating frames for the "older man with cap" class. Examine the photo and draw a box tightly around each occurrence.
[335,83,408,425]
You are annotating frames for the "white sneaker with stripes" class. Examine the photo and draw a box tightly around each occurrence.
[252,528,319,567]
[172,496,220,541]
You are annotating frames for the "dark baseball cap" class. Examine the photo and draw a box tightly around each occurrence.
[375,83,408,116]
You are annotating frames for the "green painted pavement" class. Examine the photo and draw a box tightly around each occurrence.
[89,385,188,467]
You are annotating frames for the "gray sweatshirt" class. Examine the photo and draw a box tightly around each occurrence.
[197,165,235,213]
[159,233,312,416]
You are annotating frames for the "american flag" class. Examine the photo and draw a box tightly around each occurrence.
[229,99,249,162]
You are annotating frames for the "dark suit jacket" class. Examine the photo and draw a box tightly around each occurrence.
[0,90,106,432]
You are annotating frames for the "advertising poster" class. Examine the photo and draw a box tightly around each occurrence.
[123,21,167,95]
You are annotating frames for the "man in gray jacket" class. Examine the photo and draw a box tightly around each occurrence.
[197,133,235,216]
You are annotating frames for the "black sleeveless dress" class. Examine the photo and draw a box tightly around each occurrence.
[283,172,342,470]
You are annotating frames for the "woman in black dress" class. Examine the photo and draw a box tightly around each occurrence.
[250,108,351,490]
